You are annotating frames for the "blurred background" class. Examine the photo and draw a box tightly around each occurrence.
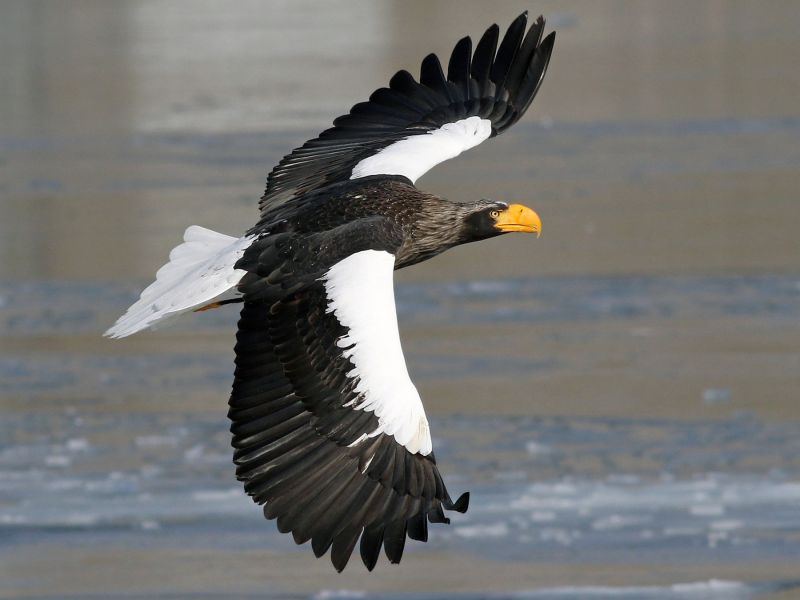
[1,1,799,599]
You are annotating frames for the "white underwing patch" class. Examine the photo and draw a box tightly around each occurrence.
[323,250,432,455]
[350,116,492,183]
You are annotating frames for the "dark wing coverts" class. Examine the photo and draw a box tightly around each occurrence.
[259,13,555,213]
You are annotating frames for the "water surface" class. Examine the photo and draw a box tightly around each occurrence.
[2,1,800,599]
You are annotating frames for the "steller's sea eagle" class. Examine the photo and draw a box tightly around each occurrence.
[106,12,555,571]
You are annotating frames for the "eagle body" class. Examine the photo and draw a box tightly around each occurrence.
[246,175,505,272]
[106,13,555,571]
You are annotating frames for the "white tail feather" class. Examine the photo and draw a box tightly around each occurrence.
[105,226,255,338]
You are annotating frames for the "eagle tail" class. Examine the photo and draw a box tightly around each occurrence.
[104,226,253,338]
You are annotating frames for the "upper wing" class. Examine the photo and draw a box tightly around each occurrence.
[229,226,468,571]
[259,12,555,214]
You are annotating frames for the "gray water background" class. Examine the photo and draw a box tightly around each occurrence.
[1,1,800,599]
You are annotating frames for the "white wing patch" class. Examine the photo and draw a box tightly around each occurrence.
[104,226,255,338]
[350,116,492,183]
[323,250,432,456]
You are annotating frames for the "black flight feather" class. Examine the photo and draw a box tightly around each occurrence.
[470,23,500,90]
[447,36,472,99]
[359,523,385,571]
[491,12,528,96]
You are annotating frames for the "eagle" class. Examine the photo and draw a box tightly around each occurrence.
[106,12,555,571]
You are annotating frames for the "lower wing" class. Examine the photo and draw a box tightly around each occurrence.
[230,245,468,571]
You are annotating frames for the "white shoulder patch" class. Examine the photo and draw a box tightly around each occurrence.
[350,116,492,183]
[322,250,432,456]
[105,226,255,338]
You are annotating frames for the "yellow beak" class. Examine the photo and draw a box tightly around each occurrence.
[494,203,542,237]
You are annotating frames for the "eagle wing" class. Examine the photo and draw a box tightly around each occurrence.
[259,12,555,214]
[229,221,468,571]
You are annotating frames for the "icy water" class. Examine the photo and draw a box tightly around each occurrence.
[2,1,800,599]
